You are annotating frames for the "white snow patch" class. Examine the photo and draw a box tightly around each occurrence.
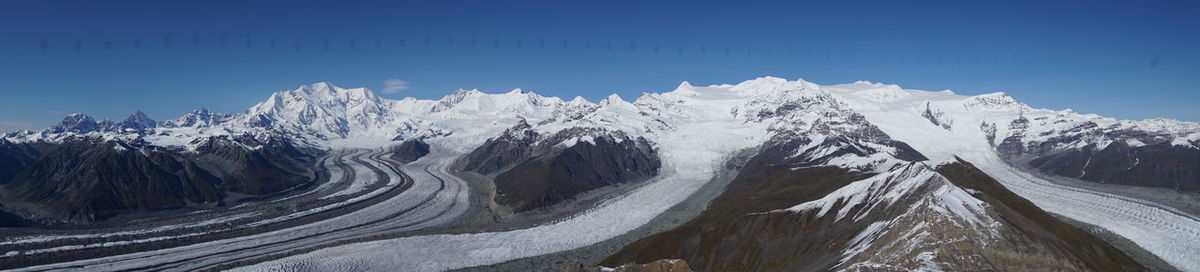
[827,82,1200,271]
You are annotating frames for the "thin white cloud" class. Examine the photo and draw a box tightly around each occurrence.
[381,79,410,94]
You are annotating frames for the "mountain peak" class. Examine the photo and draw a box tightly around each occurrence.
[52,113,102,134]
[444,89,484,100]
[602,94,625,103]
[734,76,790,89]
[850,80,893,87]
[274,82,384,104]
[167,107,229,128]
[127,110,150,119]
[64,113,90,119]
[568,96,590,105]
[300,82,339,92]
[453,88,484,95]
[259,82,384,110]
[964,91,1023,109]
[781,162,983,222]
[190,107,212,114]
[728,76,813,96]
[119,111,157,130]
[667,81,702,97]
[433,89,486,111]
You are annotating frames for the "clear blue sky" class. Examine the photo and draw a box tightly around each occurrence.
[1,0,1198,132]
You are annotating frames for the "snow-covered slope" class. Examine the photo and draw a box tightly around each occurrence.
[776,163,1003,271]
[827,81,1199,158]
[2,83,597,152]
[826,80,1200,271]
[5,77,1198,271]
[9,79,1195,154]
[231,77,1122,271]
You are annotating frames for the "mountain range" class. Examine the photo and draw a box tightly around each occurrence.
[1,77,1198,271]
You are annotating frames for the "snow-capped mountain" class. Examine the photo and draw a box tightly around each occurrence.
[10,78,1194,158]
[825,80,1200,193]
[242,82,395,139]
[3,82,594,150]
[6,79,1199,217]
[164,107,236,128]
[115,111,157,131]
[824,80,1200,156]
[3,77,1197,271]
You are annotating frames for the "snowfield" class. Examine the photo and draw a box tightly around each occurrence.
[4,77,1198,271]
[236,78,779,272]
[829,81,1200,271]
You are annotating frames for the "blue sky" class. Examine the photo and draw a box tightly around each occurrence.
[1,0,1198,132]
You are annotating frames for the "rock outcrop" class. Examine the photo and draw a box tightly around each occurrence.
[464,125,660,213]
[561,259,691,272]
[389,138,430,163]
[0,134,318,224]
[602,139,1143,271]
[1028,141,1200,192]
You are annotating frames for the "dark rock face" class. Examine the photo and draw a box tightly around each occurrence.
[3,139,223,222]
[0,134,317,224]
[922,101,951,130]
[462,120,539,174]
[0,208,34,227]
[463,124,661,213]
[389,139,431,163]
[990,112,1200,193]
[935,158,1145,271]
[0,140,42,184]
[561,259,692,272]
[43,112,162,135]
[186,134,318,195]
[1029,142,1200,192]
[981,122,998,145]
[600,139,879,271]
[995,116,1031,159]
[997,135,1027,159]
[602,139,1143,272]
[49,114,108,134]
[493,135,659,213]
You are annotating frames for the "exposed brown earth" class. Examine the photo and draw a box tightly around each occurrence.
[601,140,875,271]
[934,158,1144,271]
[602,139,1144,271]
[562,259,692,272]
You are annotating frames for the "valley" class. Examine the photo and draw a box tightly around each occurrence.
[0,147,468,271]
[1,78,1197,271]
